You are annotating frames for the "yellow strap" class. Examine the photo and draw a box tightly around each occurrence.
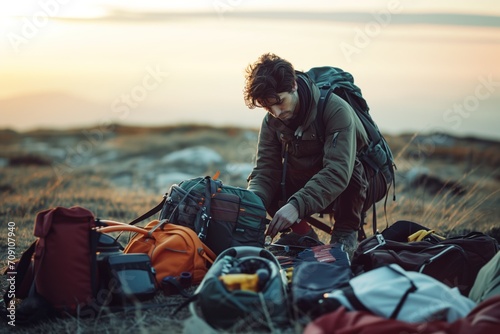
[408,229,445,242]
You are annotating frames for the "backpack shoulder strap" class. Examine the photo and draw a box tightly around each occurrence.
[315,86,380,144]
[3,241,36,307]
[342,93,381,146]
[315,87,332,143]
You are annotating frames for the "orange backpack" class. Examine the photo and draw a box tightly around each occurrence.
[98,220,216,286]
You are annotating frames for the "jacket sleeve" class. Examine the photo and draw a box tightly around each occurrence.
[288,97,358,218]
[247,116,283,209]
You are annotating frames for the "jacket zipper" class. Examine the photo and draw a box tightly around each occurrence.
[332,131,339,148]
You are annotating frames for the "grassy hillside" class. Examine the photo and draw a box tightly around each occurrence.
[0,125,499,333]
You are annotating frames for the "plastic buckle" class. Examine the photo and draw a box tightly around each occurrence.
[375,233,386,246]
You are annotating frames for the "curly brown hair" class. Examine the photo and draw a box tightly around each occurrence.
[243,53,297,109]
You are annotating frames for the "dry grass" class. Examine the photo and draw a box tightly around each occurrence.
[0,125,499,333]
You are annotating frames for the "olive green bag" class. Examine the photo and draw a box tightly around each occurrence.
[159,176,268,255]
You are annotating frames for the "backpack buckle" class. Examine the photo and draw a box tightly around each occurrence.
[375,234,386,246]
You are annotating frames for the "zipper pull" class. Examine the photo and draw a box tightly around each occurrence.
[294,126,304,140]
[332,132,340,148]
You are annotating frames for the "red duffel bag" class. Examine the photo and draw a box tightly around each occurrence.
[304,295,500,334]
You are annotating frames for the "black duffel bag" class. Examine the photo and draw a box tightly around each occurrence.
[351,223,499,296]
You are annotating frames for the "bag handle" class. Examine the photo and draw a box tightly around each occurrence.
[99,219,174,239]
[216,246,281,270]
[98,219,129,226]
[97,225,151,236]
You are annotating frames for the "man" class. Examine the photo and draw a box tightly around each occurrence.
[244,53,384,257]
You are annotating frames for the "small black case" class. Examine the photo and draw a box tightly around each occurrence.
[104,253,157,303]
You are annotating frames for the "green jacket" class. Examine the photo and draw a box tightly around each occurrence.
[248,72,369,218]
[469,251,500,303]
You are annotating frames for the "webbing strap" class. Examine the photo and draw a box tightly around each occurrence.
[129,196,166,226]
[383,179,393,230]
[386,265,418,319]
[3,241,36,307]
[389,282,417,319]
[198,176,216,241]
[371,175,377,235]
[343,285,371,313]
[304,216,333,235]
[280,143,289,206]
[161,276,192,299]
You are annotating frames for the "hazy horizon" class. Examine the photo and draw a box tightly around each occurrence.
[1,2,500,140]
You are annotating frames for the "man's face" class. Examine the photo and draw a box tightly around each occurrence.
[258,81,299,121]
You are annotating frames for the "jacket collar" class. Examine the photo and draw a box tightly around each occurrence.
[267,71,320,137]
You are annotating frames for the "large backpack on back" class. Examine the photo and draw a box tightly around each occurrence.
[300,67,396,236]
[306,66,395,188]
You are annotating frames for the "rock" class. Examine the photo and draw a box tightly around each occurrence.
[224,163,253,182]
[157,172,196,190]
[111,171,134,188]
[406,166,430,185]
[161,146,224,168]
[405,167,465,196]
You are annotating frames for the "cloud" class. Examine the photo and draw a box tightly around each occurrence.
[57,10,500,29]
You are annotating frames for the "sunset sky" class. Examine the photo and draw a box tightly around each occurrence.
[1,1,499,140]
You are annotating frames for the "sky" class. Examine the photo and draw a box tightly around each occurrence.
[1,0,499,140]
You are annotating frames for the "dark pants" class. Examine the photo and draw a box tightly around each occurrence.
[269,158,386,232]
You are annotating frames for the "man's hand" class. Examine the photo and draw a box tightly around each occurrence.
[267,203,299,238]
